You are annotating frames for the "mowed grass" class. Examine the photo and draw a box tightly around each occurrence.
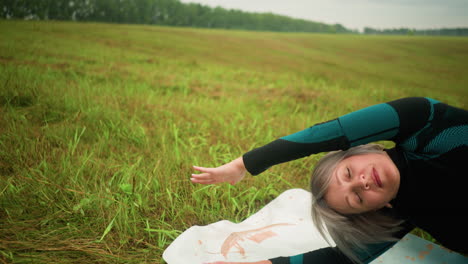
[0,20,467,263]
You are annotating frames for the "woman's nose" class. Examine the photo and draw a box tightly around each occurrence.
[360,174,370,190]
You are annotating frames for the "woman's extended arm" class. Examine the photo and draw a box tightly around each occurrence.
[202,247,360,264]
[242,97,436,175]
[201,239,407,264]
[192,97,439,183]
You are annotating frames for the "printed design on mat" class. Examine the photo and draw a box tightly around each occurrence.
[220,223,295,259]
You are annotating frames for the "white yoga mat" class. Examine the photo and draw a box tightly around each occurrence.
[163,188,330,263]
[163,188,467,264]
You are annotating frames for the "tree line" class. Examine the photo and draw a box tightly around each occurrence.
[2,0,466,36]
[0,0,352,33]
[364,27,468,36]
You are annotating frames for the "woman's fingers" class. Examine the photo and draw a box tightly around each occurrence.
[192,165,213,173]
[190,175,217,184]
[191,179,216,184]
[191,165,230,184]
[191,172,217,184]
[191,172,211,179]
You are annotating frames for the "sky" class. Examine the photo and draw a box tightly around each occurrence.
[179,0,468,31]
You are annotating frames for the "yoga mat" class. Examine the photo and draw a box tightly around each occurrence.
[163,189,467,263]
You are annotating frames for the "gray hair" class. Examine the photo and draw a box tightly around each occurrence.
[310,144,403,263]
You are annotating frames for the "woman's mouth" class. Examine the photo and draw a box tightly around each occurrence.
[372,168,383,188]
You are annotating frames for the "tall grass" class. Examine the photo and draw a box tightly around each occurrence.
[0,20,467,263]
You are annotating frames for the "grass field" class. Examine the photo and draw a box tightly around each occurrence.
[0,20,467,263]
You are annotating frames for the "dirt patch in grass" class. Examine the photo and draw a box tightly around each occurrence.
[0,56,71,71]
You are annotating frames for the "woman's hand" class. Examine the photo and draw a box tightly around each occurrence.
[191,157,247,185]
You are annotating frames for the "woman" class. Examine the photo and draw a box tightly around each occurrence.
[191,97,468,263]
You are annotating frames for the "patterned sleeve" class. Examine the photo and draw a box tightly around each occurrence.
[269,247,353,264]
[243,97,435,175]
[269,242,398,264]
[268,220,415,264]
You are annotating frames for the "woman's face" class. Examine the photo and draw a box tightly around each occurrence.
[324,152,400,214]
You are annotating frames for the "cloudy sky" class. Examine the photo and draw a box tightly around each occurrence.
[179,0,468,31]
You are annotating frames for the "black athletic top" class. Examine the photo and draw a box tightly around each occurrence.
[241,97,468,263]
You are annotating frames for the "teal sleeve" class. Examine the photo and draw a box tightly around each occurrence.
[339,103,399,146]
[243,97,433,175]
[281,103,400,146]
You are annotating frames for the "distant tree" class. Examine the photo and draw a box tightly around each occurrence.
[364,27,376,34]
